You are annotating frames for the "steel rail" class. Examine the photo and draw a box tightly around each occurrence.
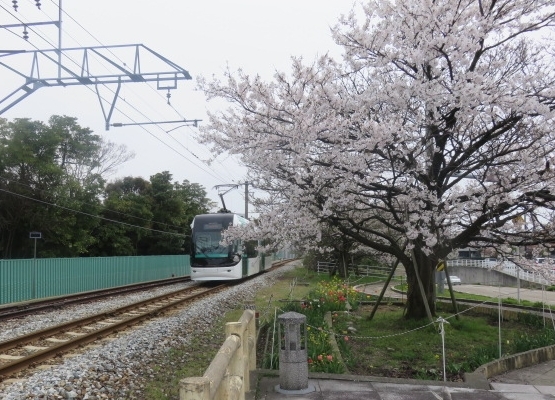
[0,282,206,354]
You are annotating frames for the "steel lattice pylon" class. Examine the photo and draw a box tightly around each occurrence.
[0,44,193,129]
[1,1,197,129]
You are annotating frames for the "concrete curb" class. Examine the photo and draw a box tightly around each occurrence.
[473,344,555,380]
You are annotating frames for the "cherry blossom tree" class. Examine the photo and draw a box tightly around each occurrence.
[199,0,555,319]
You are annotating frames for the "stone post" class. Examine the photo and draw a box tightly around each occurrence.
[275,311,315,394]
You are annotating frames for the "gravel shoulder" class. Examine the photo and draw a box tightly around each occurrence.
[0,263,297,399]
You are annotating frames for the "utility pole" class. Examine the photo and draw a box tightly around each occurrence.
[244,181,249,219]
[214,182,250,218]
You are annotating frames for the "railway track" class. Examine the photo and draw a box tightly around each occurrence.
[0,259,294,379]
[0,276,191,320]
[0,283,225,379]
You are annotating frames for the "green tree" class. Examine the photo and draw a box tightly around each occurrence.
[139,172,215,255]
[92,177,153,256]
[92,173,214,256]
[0,116,131,258]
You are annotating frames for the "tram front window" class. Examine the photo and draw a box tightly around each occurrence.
[194,232,229,258]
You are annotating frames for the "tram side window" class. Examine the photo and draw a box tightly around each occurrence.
[231,239,239,254]
[244,240,258,258]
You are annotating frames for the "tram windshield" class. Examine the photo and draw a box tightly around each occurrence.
[192,216,235,258]
[194,232,229,258]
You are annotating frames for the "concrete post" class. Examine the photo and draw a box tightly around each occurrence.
[275,311,314,394]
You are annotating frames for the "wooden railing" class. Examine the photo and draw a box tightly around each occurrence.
[179,309,256,400]
[316,261,394,278]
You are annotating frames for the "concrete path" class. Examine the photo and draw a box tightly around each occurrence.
[254,373,555,399]
[451,284,555,306]
[356,281,555,306]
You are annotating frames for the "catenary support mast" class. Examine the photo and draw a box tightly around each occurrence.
[0,1,196,129]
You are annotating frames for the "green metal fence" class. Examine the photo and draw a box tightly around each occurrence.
[0,255,190,305]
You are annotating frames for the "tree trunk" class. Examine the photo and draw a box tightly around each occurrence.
[404,251,437,319]
[337,248,349,278]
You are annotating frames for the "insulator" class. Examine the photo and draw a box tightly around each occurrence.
[166,89,171,105]
[12,0,18,11]
[22,26,28,40]
[35,0,41,9]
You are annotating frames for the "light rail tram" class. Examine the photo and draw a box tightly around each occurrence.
[190,213,271,281]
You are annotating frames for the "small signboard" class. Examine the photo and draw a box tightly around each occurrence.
[29,232,42,239]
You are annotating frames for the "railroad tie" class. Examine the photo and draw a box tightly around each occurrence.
[0,354,24,360]
[46,337,69,343]
[23,345,48,351]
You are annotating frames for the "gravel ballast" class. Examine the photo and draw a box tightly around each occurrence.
[0,263,296,399]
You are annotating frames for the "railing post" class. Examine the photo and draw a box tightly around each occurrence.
[178,310,256,400]
[230,309,256,397]
[179,376,211,400]
[226,322,246,400]
[204,334,242,400]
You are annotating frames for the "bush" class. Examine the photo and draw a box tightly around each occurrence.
[261,277,357,373]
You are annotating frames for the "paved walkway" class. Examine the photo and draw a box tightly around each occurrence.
[254,370,555,399]
[452,284,555,306]
[356,282,555,306]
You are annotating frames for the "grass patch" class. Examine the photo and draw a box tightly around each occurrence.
[334,306,553,380]
[140,317,226,399]
[258,267,555,381]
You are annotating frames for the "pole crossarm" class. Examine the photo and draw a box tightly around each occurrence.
[0,43,192,118]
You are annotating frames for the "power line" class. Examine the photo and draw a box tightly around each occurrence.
[0,187,188,237]
[0,175,188,231]
[46,0,191,121]
[40,1,236,184]
[1,1,238,189]
[0,3,59,48]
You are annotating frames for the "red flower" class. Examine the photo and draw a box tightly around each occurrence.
[327,355,333,361]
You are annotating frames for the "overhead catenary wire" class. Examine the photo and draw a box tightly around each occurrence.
[46,0,192,122]
[41,0,238,185]
[1,1,234,187]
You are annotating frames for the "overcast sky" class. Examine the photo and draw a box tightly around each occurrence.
[0,0,357,214]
